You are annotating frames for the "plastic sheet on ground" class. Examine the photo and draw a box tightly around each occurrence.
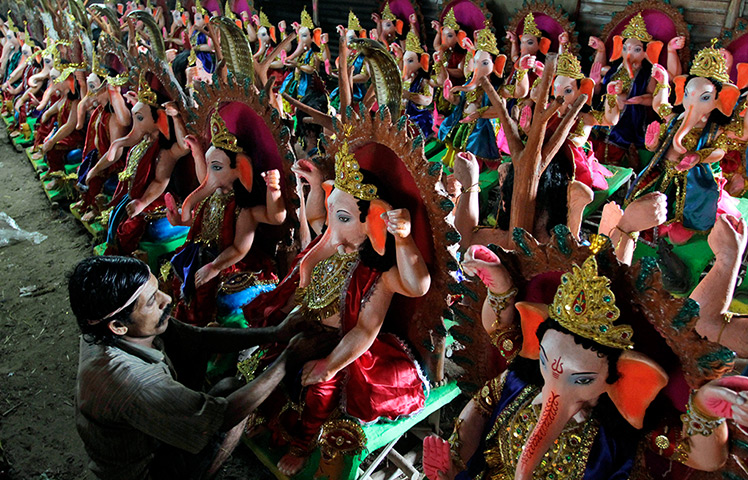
[0,212,47,247]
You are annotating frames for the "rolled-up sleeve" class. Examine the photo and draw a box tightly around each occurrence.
[120,375,228,454]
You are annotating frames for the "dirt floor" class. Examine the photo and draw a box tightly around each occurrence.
[0,135,443,480]
[0,137,281,479]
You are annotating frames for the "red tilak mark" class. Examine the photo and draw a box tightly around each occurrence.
[521,391,560,468]
[551,356,564,379]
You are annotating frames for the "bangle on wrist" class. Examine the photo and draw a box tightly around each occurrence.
[717,312,733,344]
[615,224,639,242]
[461,182,481,194]
[681,390,725,437]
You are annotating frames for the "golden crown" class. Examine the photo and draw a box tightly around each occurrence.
[137,72,158,107]
[348,11,362,32]
[405,27,423,54]
[6,14,18,34]
[690,38,731,84]
[334,129,378,201]
[549,255,634,350]
[382,2,396,21]
[621,12,652,43]
[195,0,208,16]
[224,0,236,19]
[211,108,244,153]
[300,7,314,30]
[23,24,36,49]
[259,10,272,28]
[522,13,541,38]
[92,54,108,77]
[443,8,460,31]
[475,27,499,55]
[556,52,585,80]
[175,0,184,13]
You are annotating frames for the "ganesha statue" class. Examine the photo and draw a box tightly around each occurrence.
[166,104,286,326]
[424,227,745,479]
[626,40,742,244]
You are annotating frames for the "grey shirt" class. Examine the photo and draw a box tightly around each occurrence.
[75,336,227,480]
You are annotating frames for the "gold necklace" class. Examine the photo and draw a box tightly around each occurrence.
[300,250,359,321]
[197,189,234,247]
[118,135,155,184]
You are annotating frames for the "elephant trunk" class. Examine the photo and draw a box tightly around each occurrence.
[285,41,306,62]
[672,106,696,154]
[180,175,214,223]
[36,84,55,111]
[514,388,576,480]
[623,57,636,79]
[76,95,90,130]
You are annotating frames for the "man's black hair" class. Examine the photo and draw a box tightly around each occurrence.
[68,256,150,346]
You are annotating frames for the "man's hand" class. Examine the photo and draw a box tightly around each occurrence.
[518,54,536,71]
[453,151,480,188]
[645,121,661,150]
[506,31,517,44]
[301,358,335,385]
[590,61,602,85]
[652,63,668,85]
[287,330,338,374]
[708,213,748,265]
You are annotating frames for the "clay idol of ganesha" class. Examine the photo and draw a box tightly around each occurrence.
[243,129,434,475]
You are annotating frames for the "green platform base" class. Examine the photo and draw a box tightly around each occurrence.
[244,381,461,480]
[69,204,107,243]
[632,197,748,295]
[95,233,189,272]
[583,165,634,217]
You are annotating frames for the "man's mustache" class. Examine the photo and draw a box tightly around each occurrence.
[158,303,173,327]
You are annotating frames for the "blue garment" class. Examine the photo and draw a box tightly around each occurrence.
[191,31,215,74]
[626,117,721,231]
[456,371,634,480]
[405,74,433,139]
[603,62,653,150]
[3,51,21,84]
[279,50,316,100]
[438,88,499,160]
[330,54,367,106]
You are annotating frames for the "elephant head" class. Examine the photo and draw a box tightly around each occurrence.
[671,41,740,154]
[519,13,551,58]
[462,29,505,88]
[609,13,662,79]
[286,8,319,62]
[512,256,668,480]
[438,8,464,53]
[553,53,594,116]
[403,28,428,80]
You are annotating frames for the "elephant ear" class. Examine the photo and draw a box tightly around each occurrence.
[155,110,170,138]
[420,53,430,71]
[717,84,740,116]
[395,19,404,35]
[673,75,687,105]
[365,199,391,256]
[494,54,507,77]
[645,41,663,65]
[457,30,467,46]
[737,63,748,90]
[580,78,595,105]
[236,153,254,193]
[313,28,322,47]
[610,35,623,61]
[539,37,551,55]
[607,350,668,429]
[516,301,548,360]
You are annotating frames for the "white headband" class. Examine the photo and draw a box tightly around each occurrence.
[87,282,149,325]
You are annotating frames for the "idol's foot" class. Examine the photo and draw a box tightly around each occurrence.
[278,451,308,476]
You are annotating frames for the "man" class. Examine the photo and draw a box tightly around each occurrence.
[69,256,332,479]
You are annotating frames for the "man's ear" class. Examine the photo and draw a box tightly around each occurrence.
[236,153,254,192]
[108,320,128,336]
[365,198,392,256]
